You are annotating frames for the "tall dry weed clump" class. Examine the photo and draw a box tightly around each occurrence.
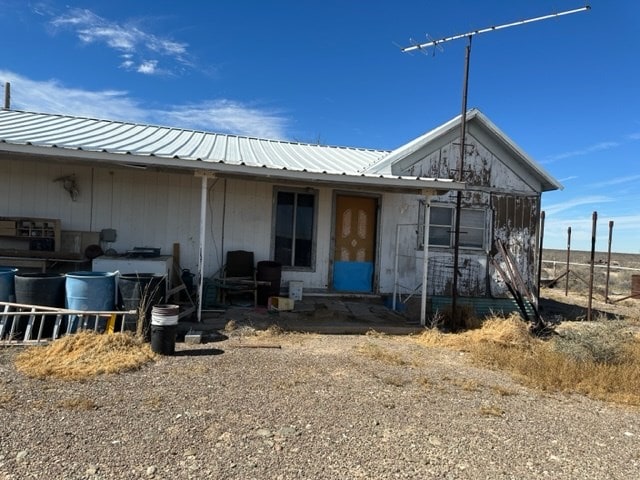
[15,331,156,380]
[417,315,640,405]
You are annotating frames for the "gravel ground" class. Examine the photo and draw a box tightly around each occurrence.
[1,329,639,479]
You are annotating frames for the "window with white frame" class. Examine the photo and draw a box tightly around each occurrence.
[273,189,317,268]
[417,202,486,250]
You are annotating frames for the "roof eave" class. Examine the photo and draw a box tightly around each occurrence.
[0,142,465,194]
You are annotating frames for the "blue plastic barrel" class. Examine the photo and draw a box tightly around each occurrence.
[0,267,18,302]
[65,271,116,331]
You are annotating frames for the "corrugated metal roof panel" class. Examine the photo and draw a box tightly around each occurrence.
[0,110,388,175]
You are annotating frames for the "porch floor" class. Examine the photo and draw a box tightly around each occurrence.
[178,295,424,337]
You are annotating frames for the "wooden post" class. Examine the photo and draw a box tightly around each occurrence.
[604,220,614,303]
[536,211,545,307]
[564,227,571,297]
[587,212,597,321]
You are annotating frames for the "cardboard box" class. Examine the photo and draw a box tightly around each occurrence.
[61,230,100,254]
[288,281,303,301]
[268,296,294,311]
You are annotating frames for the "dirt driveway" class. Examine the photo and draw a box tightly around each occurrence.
[1,331,639,479]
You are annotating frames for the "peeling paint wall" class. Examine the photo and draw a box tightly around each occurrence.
[389,131,541,297]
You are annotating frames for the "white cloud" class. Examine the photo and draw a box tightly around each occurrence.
[49,8,190,75]
[137,60,159,75]
[542,195,614,216]
[161,100,289,139]
[545,141,620,163]
[0,71,289,139]
[0,70,147,122]
[588,174,640,188]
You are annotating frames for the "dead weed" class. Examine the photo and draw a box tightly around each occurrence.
[14,331,156,380]
[414,315,640,406]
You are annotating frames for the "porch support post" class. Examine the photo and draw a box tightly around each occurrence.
[420,190,433,327]
[195,172,214,323]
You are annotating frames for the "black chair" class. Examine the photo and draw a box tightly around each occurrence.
[218,250,258,306]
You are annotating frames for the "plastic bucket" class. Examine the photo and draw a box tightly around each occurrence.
[151,304,179,326]
[151,304,179,354]
[15,273,66,307]
[14,273,66,339]
[65,271,116,332]
[0,267,18,302]
[257,261,282,306]
[118,274,165,332]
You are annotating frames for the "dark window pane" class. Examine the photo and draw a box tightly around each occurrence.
[430,207,452,226]
[294,194,314,267]
[275,192,294,266]
[429,226,451,246]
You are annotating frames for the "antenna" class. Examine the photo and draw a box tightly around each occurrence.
[401,5,590,330]
[401,6,590,54]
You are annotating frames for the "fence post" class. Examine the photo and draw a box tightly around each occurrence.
[565,227,571,296]
[604,220,614,303]
[587,211,597,321]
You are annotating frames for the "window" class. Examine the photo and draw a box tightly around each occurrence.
[418,202,486,250]
[273,189,316,268]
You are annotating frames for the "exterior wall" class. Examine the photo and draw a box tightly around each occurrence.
[0,157,362,291]
[0,157,205,273]
[389,130,541,297]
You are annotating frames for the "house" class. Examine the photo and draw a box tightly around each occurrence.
[0,108,559,324]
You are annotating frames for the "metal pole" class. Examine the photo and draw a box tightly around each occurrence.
[3,82,9,110]
[587,211,597,321]
[564,226,571,296]
[393,224,400,311]
[536,210,545,307]
[420,194,432,327]
[451,36,472,331]
[604,220,614,303]
[197,174,209,323]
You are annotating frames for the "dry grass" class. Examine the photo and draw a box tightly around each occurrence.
[416,315,640,406]
[56,397,98,411]
[14,331,156,380]
[479,405,505,417]
[357,342,407,366]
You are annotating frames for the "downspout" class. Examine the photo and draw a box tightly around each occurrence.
[420,191,432,327]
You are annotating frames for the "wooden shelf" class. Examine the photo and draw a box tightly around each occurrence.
[0,217,61,252]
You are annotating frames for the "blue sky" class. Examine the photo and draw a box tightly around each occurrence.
[1,0,638,253]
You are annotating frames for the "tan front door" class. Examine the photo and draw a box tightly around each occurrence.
[333,195,377,292]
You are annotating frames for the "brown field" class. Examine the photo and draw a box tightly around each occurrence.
[541,249,640,321]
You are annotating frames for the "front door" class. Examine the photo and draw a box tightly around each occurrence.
[332,195,377,292]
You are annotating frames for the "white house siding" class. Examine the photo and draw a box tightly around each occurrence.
[1,157,205,274]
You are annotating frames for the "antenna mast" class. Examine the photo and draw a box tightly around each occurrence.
[401,5,590,330]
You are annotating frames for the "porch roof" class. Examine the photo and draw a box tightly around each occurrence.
[0,109,464,194]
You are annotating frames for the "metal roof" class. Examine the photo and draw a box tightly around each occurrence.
[0,109,465,194]
[0,109,386,175]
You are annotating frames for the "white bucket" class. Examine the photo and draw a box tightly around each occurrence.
[151,304,179,326]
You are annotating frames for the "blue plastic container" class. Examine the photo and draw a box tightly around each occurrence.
[65,271,116,331]
[0,267,18,302]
